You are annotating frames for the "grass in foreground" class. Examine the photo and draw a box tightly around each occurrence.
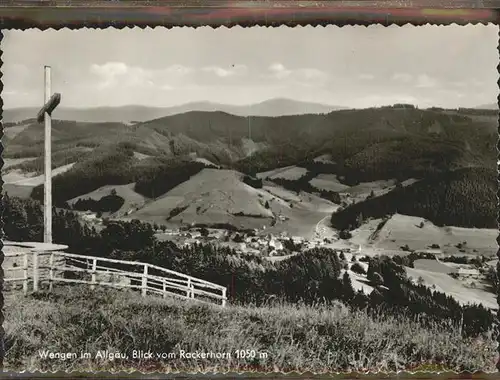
[4,286,498,372]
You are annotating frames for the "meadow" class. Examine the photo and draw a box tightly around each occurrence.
[4,286,497,373]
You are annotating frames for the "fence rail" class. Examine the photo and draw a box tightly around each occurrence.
[4,250,227,307]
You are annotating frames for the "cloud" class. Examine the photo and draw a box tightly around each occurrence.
[90,62,151,89]
[358,73,375,81]
[268,63,292,79]
[267,63,328,84]
[392,73,413,83]
[298,68,328,81]
[392,72,437,89]
[201,64,247,78]
[90,62,128,77]
[470,78,485,87]
[89,62,193,90]
[163,64,193,76]
[451,81,468,88]
[415,74,437,88]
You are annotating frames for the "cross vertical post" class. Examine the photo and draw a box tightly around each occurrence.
[44,66,52,244]
[37,66,61,244]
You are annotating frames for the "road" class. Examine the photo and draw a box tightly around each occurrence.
[313,214,336,240]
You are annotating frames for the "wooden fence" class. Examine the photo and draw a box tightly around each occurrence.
[4,250,227,307]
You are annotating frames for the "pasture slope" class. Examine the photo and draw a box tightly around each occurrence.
[3,163,75,186]
[257,166,308,181]
[2,163,76,199]
[406,263,497,310]
[127,168,276,226]
[126,168,337,238]
[350,213,497,256]
[68,183,148,217]
[342,213,497,310]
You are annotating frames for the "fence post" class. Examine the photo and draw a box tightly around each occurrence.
[32,251,39,292]
[222,287,227,307]
[186,278,191,298]
[162,278,166,298]
[90,258,97,290]
[142,264,148,297]
[49,252,54,292]
[23,252,29,295]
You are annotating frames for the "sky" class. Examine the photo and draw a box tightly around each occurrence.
[2,24,498,109]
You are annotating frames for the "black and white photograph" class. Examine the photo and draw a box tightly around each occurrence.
[2,24,499,372]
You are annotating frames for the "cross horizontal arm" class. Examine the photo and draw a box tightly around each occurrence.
[37,92,61,123]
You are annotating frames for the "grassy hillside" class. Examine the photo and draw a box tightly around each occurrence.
[350,214,497,256]
[6,147,93,175]
[5,286,496,372]
[331,167,497,230]
[128,168,276,226]
[69,183,147,217]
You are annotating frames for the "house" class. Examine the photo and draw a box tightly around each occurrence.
[82,213,97,221]
[268,238,283,251]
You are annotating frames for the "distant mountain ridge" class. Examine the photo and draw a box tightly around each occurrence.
[3,98,347,123]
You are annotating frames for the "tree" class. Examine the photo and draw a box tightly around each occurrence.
[3,194,29,241]
[351,262,366,275]
[169,140,177,156]
[371,272,384,286]
[233,234,244,243]
[485,266,498,292]
[367,260,384,286]
[341,272,355,302]
[355,212,364,227]
[339,230,352,240]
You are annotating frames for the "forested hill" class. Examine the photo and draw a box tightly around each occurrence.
[330,167,498,230]
[6,106,496,164]
[4,105,497,205]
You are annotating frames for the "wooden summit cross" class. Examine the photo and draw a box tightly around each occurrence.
[37,66,61,244]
